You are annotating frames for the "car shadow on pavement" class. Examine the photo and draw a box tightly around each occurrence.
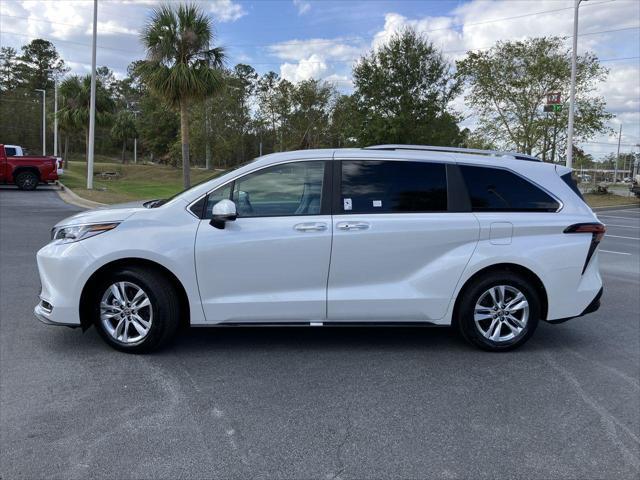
[39,318,594,356]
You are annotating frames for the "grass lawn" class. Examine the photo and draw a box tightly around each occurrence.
[582,193,640,208]
[61,161,222,204]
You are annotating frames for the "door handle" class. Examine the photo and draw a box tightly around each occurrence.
[294,222,327,232]
[336,221,370,231]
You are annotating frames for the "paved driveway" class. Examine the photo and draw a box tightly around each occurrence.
[1,189,638,479]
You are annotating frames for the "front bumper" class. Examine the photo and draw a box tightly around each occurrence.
[34,300,79,328]
[35,240,95,327]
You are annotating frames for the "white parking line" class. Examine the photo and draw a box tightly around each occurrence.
[598,215,640,220]
[600,250,632,255]
[606,234,640,240]
[605,224,640,228]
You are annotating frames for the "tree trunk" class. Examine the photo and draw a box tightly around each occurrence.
[179,99,191,189]
[122,140,127,164]
[205,100,212,170]
[64,135,69,169]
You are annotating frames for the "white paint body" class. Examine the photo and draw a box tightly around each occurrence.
[35,148,602,328]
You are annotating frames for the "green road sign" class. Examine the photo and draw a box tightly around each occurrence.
[544,104,563,113]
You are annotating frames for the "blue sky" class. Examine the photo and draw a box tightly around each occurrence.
[1,0,639,158]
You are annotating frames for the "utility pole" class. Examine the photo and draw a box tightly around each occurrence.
[132,109,139,164]
[35,89,46,155]
[566,0,586,169]
[53,77,58,157]
[614,124,622,183]
[133,120,138,164]
[87,0,98,189]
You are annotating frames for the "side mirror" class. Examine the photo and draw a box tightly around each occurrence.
[209,199,237,229]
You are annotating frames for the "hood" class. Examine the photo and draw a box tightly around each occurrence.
[55,200,150,227]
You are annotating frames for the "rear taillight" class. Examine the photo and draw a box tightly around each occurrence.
[564,223,606,274]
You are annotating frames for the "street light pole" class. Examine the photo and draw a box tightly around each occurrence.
[133,110,138,164]
[614,124,622,182]
[87,0,98,189]
[566,0,585,169]
[53,77,58,157]
[35,88,46,155]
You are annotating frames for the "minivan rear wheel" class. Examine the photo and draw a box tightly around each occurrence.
[455,271,540,351]
[92,267,180,353]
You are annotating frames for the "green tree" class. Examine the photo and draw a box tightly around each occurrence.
[256,71,281,152]
[136,3,225,188]
[328,94,360,147]
[18,39,67,91]
[57,75,115,161]
[0,47,20,91]
[288,79,336,149]
[456,37,613,161]
[352,28,462,146]
[111,111,138,163]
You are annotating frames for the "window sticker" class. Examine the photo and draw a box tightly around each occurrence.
[343,198,352,211]
[372,200,382,207]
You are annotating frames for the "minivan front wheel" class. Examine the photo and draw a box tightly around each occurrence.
[456,272,540,351]
[93,267,180,353]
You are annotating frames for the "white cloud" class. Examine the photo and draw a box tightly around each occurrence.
[280,54,327,82]
[293,0,312,16]
[323,73,353,89]
[269,37,363,62]
[270,37,363,86]
[208,0,246,23]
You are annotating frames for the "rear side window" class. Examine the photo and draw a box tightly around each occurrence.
[340,160,447,214]
[459,165,559,212]
[5,147,16,156]
[561,172,585,201]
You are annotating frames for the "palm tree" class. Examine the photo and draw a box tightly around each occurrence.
[136,3,225,188]
[57,75,114,163]
[111,111,137,163]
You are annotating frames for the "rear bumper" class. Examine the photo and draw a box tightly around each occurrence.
[546,286,603,324]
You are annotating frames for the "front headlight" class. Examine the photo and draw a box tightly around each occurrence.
[51,223,119,243]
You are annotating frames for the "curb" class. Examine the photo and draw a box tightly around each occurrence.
[57,182,107,210]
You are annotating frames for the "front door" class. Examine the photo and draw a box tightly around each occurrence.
[195,160,332,323]
[327,158,480,322]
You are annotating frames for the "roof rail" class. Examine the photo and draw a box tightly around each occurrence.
[363,144,542,162]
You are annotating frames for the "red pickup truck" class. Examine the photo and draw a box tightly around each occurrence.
[0,144,60,190]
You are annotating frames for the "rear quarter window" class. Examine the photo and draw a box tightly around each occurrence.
[459,165,559,212]
[561,172,585,201]
[5,147,17,156]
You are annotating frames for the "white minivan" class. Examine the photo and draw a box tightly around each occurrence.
[35,145,604,353]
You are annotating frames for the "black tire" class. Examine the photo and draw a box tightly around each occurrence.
[92,267,181,353]
[455,271,540,352]
[15,171,39,190]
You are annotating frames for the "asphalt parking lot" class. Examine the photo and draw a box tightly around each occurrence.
[1,188,638,479]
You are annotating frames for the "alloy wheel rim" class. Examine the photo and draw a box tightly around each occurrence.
[100,281,153,345]
[474,285,529,343]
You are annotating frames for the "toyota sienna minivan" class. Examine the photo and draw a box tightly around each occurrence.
[35,145,604,353]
